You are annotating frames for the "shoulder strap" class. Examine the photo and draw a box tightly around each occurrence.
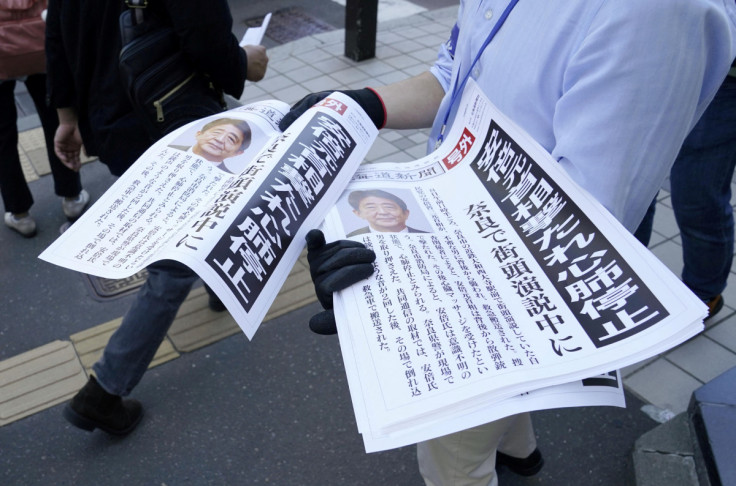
[124,0,147,23]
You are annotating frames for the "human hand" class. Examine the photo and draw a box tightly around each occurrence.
[278,88,386,132]
[306,229,376,334]
[243,45,268,81]
[54,123,83,172]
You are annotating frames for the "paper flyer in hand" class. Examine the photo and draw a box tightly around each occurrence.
[39,94,378,339]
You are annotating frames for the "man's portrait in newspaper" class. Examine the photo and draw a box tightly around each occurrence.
[343,188,429,237]
[168,117,252,174]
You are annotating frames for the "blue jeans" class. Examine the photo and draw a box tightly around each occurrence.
[635,75,736,300]
[94,260,200,396]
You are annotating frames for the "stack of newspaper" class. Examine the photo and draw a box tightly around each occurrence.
[40,84,706,453]
[320,80,706,451]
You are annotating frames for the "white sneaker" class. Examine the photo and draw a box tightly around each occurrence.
[4,212,37,237]
[62,189,90,219]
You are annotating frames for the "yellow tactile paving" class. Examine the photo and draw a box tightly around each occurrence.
[168,286,241,352]
[0,340,87,426]
[17,127,97,183]
[18,149,38,183]
[168,250,317,352]
[1,238,317,427]
[69,318,180,374]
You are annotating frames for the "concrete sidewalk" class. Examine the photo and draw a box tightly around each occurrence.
[2,5,736,485]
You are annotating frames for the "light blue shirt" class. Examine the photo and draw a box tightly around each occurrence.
[429,0,736,231]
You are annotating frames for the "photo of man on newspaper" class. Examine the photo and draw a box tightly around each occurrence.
[168,117,252,174]
[344,188,429,237]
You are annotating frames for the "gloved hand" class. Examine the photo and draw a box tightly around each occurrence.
[278,88,386,132]
[305,229,376,334]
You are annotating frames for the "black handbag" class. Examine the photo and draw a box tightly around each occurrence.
[118,0,226,139]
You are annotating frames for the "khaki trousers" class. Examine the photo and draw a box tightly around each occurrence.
[417,412,537,486]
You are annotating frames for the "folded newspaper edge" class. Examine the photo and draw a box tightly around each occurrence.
[325,79,706,452]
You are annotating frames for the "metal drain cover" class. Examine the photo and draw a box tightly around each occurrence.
[244,7,334,45]
[84,270,148,301]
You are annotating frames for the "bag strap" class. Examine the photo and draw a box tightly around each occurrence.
[124,0,146,23]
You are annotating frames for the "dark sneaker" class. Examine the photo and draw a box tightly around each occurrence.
[63,376,143,435]
[704,295,724,322]
[496,448,544,476]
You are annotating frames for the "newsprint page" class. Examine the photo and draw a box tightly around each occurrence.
[40,93,378,339]
[41,81,705,453]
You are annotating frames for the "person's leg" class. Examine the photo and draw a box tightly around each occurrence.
[497,412,537,458]
[24,74,82,199]
[0,80,34,215]
[65,260,199,435]
[670,76,736,304]
[417,415,523,486]
[93,260,199,396]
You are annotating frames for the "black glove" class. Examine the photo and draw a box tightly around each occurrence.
[305,229,376,334]
[278,88,386,132]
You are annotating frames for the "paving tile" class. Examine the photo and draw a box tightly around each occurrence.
[297,47,336,64]
[383,54,423,70]
[404,63,431,77]
[18,126,46,151]
[356,59,396,77]
[374,44,401,59]
[645,230,669,248]
[19,150,38,183]
[380,130,403,142]
[624,358,703,415]
[285,64,324,83]
[167,289,241,353]
[259,73,295,93]
[271,84,312,105]
[69,318,179,373]
[240,83,268,103]
[405,143,429,160]
[300,75,341,93]
[705,313,736,352]
[665,335,736,382]
[330,66,373,85]
[409,130,431,143]
[169,252,315,352]
[311,56,354,75]
[621,355,658,378]
[388,151,416,163]
[27,147,50,176]
[378,31,405,45]
[648,240,684,277]
[409,46,443,63]
[364,138,401,162]
[651,204,680,239]
[0,340,87,426]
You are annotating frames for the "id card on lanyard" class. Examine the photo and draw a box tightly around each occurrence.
[435,0,520,150]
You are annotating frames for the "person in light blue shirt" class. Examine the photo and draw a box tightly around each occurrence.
[280,0,736,484]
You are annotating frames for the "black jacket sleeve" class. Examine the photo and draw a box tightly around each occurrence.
[45,0,77,108]
[161,0,249,99]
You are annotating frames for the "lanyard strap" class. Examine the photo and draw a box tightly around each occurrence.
[436,0,519,148]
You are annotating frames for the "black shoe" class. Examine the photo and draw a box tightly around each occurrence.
[63,376,143,436]
[208,293,226,312]
[204,284,226,312]
[704,294,724,322]
[496,448,544,476]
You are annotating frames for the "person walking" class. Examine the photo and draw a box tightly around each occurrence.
[0,0,88,237]
[45,0,268,435]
